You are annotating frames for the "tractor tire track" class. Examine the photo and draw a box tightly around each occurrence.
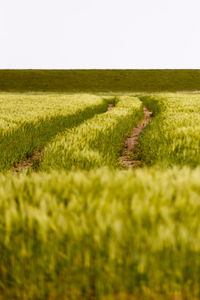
[119,105,152,168]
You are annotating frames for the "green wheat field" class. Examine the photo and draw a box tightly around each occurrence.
[0,70,200,300]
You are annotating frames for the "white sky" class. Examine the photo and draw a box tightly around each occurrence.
[0,0,200,69]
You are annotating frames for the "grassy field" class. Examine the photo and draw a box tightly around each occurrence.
[1,69,200,92]
[1,167,200,300]
[0,71,200,299]
[137,94,200,168]
[39,96,143,171]
[0,94,109,171]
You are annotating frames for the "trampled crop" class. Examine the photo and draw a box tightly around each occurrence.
[0,91,200,300]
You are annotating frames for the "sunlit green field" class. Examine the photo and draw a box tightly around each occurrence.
[0,89,200,300]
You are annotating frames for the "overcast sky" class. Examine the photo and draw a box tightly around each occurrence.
[0,0,200,69]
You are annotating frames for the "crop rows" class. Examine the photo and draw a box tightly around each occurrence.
[0,94,109,171]
[0,92,200,299]
[138,94,200,167]
[1,167,200,299]
[39,96,143,171]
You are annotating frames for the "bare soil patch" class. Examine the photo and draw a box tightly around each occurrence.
[107,104,115,111]
[119,105,152,168]
[12,150,43,173]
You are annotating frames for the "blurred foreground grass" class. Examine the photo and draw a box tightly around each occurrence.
[0,167,200,299]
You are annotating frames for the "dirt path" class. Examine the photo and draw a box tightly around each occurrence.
[119,105,152,168]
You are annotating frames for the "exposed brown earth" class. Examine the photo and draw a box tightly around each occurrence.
[107,103,115,111]
[12,150,43,173]
[119,105,152,168]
